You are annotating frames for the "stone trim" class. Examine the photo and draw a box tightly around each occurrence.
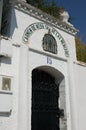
[29,47,68,62]
[73,61,86,67]
[0,91,13,95]
[9,0,78,36]
[0,111,12,117]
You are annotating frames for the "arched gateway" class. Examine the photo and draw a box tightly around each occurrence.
[31,66,66,130]
[2,1,86,130]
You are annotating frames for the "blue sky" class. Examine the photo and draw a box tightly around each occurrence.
[56,0,86,43]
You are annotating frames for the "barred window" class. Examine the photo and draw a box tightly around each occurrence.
[43,34,57,54]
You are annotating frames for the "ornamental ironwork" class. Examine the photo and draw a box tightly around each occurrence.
[32,69,60,130]
[42,33,57,54]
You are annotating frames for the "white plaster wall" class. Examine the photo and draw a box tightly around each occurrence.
[0,44,20,130]
[10,8,40,43]
[29,50,72,130]
[9,8,76,60]
[0,6,81,130]
[57,29,77,61]
[0,42,78,130]
[10,8,66,58]
[29,29,66,59]
[0,41,85,130]
[18,44,29,130]
[29,49,67,74]
[74,63,86,130]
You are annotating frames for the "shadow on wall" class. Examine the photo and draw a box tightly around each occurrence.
[1,57,11,65]
[9,8,18,38]
[1,4,18,38]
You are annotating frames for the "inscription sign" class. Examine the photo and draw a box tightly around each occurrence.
[22,22,69,57]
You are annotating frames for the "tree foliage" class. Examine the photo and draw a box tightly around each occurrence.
[26,0,63,18]
[75,37,86,63]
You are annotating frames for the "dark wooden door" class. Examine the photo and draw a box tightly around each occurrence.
[32,69,60,130]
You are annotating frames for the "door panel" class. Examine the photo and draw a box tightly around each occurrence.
[32,69,60,130]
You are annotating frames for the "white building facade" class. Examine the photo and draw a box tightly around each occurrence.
[0,1,86,130]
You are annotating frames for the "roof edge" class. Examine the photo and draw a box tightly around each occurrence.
[9,0,78,36]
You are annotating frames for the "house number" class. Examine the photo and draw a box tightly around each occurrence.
[47,57,52,64]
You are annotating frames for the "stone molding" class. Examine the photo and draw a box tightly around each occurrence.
[9,0,78,36]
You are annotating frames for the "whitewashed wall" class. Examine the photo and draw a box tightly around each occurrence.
[73,63,86,130]
[0,5,86,130]
[0,42,20,130]
[9,8,76,61]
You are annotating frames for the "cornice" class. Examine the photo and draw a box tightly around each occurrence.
[9,0,78,36]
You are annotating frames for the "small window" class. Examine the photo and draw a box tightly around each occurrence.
[2,77,11,91]
[42,33,57,54]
